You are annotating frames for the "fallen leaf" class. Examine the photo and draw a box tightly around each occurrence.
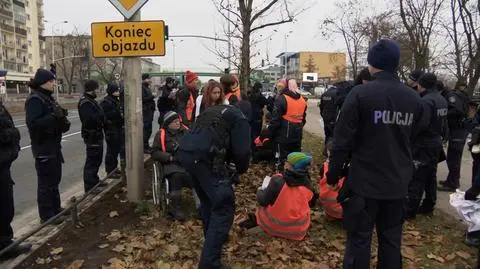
[106,230,122,242]
[155,260,171,269]
[405,231,420,237]
[456,251,472,259]
[445,253,456,261]
[112,244,125,253]
[427,253,445,263]
[53,255,62,261]
[35,258,45,265]
[402,246,415,261]
[98,243,110,249]
[105,257,126,269]
[331,240,345,251]
[166,244,180,258]
[67,259,84,269]
[45,257,52,264]
[114,194,120,199]
[50,247,64,255]
[432,235,444,243]
[109,211,119,218]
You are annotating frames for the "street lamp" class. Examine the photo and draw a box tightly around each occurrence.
[171,39,184,79]
[45,20,68,99]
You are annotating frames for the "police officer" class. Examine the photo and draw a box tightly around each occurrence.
[0,101,32,259]
[157,77,177,124]
[101,83,123,178]
[78,80,105,192]
[439,80,471,191]
[268,79,307,171]
[142,73,156,153]
[327,39,424,269]
[406,73,447,218]
[319,85,338,156]
[26,68,71,223]
[178,104,251,269]
[407,69,424,91]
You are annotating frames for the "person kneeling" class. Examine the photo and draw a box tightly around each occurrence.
[240,152,318,240]
[151,111,192,221]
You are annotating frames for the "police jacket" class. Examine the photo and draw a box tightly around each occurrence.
[327,71,425,200]
[0,102,20,168]
[26,88,70,157]
[446,89,470,128]
[157,85,177,115]
[78,93,105,144]
[319,87,338,127]
[100,95,123,132]
[151,126,189,176]
[412,89,448,150]
[268,90,307,143]
[142,84,156,114]
[179,105,251,174]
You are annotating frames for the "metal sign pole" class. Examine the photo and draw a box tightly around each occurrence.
[124,10,143,202]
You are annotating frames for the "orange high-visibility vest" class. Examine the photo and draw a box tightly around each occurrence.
[256,177,313,241]
[159,125,189,152]
[318,162,344,219]
[186,93,194,121]
[225,90,241,102]
[282,95,307,124]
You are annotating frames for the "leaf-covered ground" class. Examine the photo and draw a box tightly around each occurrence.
[16,132,479,269]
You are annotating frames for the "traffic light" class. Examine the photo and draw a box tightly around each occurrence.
[50,63,56,76]
[164,25,169,40]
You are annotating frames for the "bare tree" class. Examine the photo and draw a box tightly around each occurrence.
[399,0,445,70]
[92,58,123,85]
[212,0,309,90]
[320,0,368,78]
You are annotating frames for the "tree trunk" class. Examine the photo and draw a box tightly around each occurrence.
[239,27,251,92]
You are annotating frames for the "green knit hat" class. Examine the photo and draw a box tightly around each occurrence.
[287,152,313,171]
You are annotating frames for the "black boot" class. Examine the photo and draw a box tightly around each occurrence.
[168,191,186,221]
[0,243,32,261]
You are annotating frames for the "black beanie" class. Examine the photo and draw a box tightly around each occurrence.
[142,73,151,81]
[367,39,400,73]
[32,68,55,87]
[418,73,437,89]
[106,83,119,95]
[165,77,174,84]
[84,80,99,92]
[409,69,425,82]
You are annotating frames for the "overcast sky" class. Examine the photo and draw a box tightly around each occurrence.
[44,0,350,72]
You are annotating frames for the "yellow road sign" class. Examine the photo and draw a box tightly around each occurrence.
[108,0,149,19]
[91,20,165,58]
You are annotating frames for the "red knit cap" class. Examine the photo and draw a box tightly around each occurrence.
[185,71,198,84]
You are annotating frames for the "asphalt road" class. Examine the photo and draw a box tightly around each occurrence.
[10,105,160,235]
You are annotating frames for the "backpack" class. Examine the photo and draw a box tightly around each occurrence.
[179,105,231,160]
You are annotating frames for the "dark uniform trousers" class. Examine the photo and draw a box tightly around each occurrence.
[36,153,63,221]
[445,127,468,188]
[407,147,440,215]
[84,139,104,192]
[343,198,404,269]
[0,164,14,247]
[276,142,301,172]
[472,153,480,186]
[143,110,154,148]
[179,152,235,269]
[105,130,121,174]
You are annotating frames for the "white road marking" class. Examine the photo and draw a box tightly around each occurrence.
[20,131,81,150]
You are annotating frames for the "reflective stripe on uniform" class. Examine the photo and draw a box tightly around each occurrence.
[257,212,308,239]
[259,207,309,227]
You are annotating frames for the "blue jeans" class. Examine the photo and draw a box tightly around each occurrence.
[179,152,235,269]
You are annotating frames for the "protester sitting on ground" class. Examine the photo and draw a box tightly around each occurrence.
[252,113,274,163]
[194,80,226,120]
[239,152,319,241]
[318,140,345,220]
[151,111,194,221]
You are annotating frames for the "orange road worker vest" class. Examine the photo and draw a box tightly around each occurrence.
[186,93,194,121]
[256,177,313,241]
[254,136,270,147]
[225,90,241,102]
[159,125,188,152]
[319,162,344,219]
[282,95,307,124]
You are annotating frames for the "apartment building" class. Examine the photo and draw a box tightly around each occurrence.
[0,0,45,90]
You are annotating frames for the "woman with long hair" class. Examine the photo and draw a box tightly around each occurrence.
[194,80,226,120]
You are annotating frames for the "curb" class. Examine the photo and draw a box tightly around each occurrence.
[1,155,151,269]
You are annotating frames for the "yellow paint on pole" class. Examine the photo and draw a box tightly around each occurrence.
[91,20,165,58]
